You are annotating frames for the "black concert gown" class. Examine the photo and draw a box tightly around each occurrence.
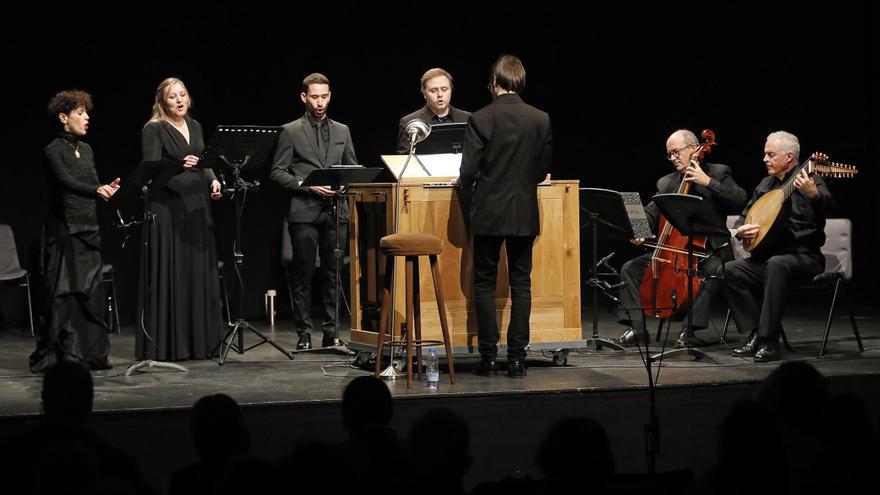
[30,132,112,373]
[136,118,223,360]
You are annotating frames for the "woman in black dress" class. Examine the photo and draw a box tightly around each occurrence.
[136,77,224,361]
[30,90,120,373]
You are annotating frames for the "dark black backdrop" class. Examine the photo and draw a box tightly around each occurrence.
[1,2,875,326]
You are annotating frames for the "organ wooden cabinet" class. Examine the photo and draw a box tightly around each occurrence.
[346,173,582,354]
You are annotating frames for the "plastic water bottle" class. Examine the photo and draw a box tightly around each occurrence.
[425,349,440,390]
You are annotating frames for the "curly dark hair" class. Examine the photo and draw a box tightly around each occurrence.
[47,90,94,117]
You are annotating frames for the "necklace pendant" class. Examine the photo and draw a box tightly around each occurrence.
[74,149,81,159]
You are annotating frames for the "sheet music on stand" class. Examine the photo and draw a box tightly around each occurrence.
[620,192,655,240]
[416,154,461,177]
[380,154,461,180]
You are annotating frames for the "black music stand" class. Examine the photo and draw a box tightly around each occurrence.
[579,188,647,351]
[300,166,387,355]
[649,194,729,363]
[415,122,467,154]
[202,125,293,365]
[110,160,190,375]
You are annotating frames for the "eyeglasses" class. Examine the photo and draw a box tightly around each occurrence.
[666,145,693,160]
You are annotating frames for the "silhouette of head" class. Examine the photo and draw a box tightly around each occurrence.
[536,417,614,484]
[342,376,392,437]
[758,361,830,430]
[718,400,784,470]
[41,361,93,426]
[409,408,472,477]
[190,393,251,458]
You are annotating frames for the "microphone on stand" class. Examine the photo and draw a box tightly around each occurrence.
[405,119,431,146]
[597,252,616,270]
[388,119,433,346]
[402,119,432,179]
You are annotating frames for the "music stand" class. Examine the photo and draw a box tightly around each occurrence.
[579,188,651,351]
[300,166,387,355]
[649,194,729,363]
[202,125,294,365]
[109,160,189,375]
[414,122,467,155]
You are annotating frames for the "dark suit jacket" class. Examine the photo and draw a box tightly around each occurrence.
[643,162,748,249]
[396,105,470,153]
[458,94,552,237]
[270,114,358,222]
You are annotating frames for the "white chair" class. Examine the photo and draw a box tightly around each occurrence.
[814,218,863,357]
[721,216,863,357]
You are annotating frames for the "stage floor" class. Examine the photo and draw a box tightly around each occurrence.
[2,299,878,418]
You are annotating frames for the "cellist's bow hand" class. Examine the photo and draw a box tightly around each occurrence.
[631,237,646,246]
[736,224,760,240]
[683,159,711,186]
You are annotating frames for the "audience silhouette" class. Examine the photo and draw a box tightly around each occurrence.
[2,361,153,494]
[3,360,876,495]
[408,407,473,495]
[167,393,263,495]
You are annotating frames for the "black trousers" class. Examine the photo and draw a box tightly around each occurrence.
[618,249,728,336]
[720,252,824,340]
[288,209,346,337]
[473,235,536,361]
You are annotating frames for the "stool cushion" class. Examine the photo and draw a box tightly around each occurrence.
[380,234,443,256]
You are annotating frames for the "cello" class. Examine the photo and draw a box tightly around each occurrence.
[639,129,717,319]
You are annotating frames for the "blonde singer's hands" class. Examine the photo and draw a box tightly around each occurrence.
[210,180,222,200]
[182,155,200,168]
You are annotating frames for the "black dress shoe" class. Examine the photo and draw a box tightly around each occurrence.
[474,357,499,376]
[322,335,338,347]
[732,332,759,357]
[675,331,707,349]
[296,333,312,350]
[754,341,780,362]
[507,359,527,378]
[612,328,641,347]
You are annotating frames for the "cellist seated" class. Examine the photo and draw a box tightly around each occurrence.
[613,129,748,347]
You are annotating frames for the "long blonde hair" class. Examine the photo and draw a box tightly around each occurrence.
[145,77,193,127]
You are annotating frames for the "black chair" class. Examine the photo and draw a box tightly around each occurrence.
[0,224,34,335]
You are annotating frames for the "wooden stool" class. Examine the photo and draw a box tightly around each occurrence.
[374,233,455,387]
